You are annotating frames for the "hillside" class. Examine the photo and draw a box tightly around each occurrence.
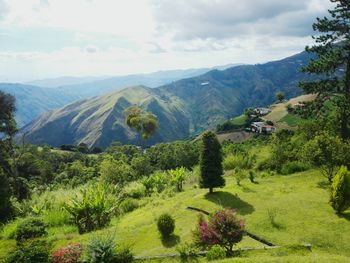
[23,50,314,147]
[0,84,79,127]
[263,94,316,129]
[2,66,236,128]
[22,86,190,148]
[1,168,349,262]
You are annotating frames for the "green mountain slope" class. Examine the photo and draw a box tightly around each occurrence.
[23,51,314,147]
[2,66,237,128]
[23,86,190,148]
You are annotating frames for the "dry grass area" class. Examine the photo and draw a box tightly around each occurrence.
[264,94,316,128]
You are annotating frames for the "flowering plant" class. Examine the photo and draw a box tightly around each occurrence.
[52,243,82,263]
[194,209,245,253]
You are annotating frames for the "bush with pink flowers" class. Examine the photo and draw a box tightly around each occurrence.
[52,243,82,263]
[194,208,245,254]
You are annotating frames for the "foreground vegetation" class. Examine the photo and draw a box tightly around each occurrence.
[1,166,350,262]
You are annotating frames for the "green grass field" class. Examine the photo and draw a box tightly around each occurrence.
[280,113,304,127]
[231,114,247,126]
[1,167,350,262]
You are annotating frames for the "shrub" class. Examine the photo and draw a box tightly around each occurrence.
[233,169,247,186]
[119,198,139,214]
[115,246,134,263]
[6,239,51,263]
[176,242,199,261]
[248,170,256,183]
[330,166,350,213]
[1,218,23,239]
[194,209,245,254]
[157,213,175,238]
[15,217,47,243]
[223,154,255,171]
[206,245,226,261]
[122,182,146,199]
[83,235,133,263]
[52,243,82,263]
[141,171,168,195]
[168,167,187,192]
[42,209,72,227]
[280,161,309,175]
[64,184,117,234]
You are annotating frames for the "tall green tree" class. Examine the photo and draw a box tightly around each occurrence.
[0,168,13,222]
[199,131,225,193]
[124,106,159,147]
[300,0,350,139]
[0,91,17,173]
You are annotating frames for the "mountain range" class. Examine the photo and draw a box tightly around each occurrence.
[22,50,314,148]
[1,65,237,127]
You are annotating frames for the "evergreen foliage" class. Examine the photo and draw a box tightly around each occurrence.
[0,168,13,223]
[15,218,47,243]
[300,0,350,139]
[330,166,350,213]
[199,131,225,193]
[157,213,175,238]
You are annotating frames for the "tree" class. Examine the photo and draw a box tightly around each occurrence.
[131,155,152,178]
[0,91,17,174]
[300,1,350,140]
[0,91,25,200]
[199,131,225,193]
[99,156,135,186]
[302,132,347,182]
[124,106,159,147]
[330,166,350,213]
[0,168,13,222]
[276,91,285,103]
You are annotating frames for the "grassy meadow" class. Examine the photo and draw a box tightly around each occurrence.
[1,166,350,262]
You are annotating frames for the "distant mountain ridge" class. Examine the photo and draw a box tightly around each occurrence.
[0,84,79,127]
[23,51,314,148]
[1,65,237,127]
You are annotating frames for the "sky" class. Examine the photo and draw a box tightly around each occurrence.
[0,0,333,82]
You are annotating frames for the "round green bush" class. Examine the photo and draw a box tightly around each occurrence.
[280,161,309,175]
[206,245,226,261]
[15,218,47,243]
[157,213,175,238]
[6,239,51,263]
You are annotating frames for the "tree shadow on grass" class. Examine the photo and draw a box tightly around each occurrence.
[338,211,350,221]
[204,191,255,215]
[161,234,181,248]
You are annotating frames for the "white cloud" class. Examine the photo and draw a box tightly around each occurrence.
[0,0,9,21]
[0,0,334,82]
